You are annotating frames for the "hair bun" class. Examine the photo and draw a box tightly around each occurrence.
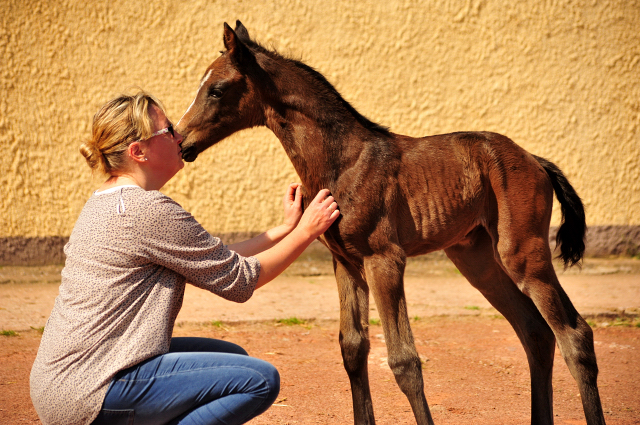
[79,140,105,173]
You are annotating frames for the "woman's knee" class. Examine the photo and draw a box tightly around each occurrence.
[249,362,280,418]
[252,359,280,399]
[265,364,280,399]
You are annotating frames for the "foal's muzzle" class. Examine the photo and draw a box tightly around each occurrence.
[181,144,199,162]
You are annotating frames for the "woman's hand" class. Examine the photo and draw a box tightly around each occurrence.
[230,187,337,262]
[297,189,340,239]
[253,188,339,289]
[282,183,303,231]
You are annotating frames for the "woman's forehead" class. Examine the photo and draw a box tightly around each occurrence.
[149,104,170,126]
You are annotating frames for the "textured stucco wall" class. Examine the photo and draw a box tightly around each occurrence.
[1,0,639,250]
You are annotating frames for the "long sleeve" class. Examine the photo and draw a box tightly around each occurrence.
[135,192,261,302]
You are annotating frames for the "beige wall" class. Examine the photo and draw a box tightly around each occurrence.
[1,0,639,242]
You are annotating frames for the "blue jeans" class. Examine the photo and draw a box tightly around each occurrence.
[91,337,280,425]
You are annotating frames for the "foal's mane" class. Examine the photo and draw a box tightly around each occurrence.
[241,36,391,137]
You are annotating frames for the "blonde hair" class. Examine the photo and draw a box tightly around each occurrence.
[80,91,166,175]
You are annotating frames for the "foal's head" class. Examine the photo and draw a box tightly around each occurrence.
[178,21,266,162]
[179,21,389,163]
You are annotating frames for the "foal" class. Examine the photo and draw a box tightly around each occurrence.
[177,21,606,425]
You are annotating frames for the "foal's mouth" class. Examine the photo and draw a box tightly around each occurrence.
[181,144,199,162]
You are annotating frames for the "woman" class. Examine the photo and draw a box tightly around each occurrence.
[30,91,340,425]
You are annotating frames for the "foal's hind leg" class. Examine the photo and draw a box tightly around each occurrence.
[445,227,556,424]
[493,229,605,424]
[364,249,434,425]
[334,257,376,425]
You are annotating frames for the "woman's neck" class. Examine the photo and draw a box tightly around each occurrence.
[99,174,145,192]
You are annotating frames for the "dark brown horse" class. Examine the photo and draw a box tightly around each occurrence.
[177,21,605,425]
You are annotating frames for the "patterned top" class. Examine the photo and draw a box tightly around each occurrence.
[30,186,261,425]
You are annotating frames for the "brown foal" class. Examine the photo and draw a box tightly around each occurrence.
[177,21,606,425]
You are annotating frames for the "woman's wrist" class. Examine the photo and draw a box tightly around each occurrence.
[254,225,315,289]
[268,223,296,243]
[281,221,297,235]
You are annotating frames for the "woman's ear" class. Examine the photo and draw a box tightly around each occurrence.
[128,141,147,163]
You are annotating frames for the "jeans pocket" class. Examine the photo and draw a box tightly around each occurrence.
[91,408,135,425]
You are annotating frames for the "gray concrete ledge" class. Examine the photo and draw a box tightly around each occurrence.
[1,225,638,266]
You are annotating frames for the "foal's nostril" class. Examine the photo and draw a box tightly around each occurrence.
[181,145,198,162]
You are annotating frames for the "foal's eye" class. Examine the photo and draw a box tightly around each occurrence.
[208,87,224,99]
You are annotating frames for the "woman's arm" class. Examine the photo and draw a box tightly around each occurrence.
[229,183,303,257]
[227,225,293,257]
[253,188,339,289]
[137,187,336,301]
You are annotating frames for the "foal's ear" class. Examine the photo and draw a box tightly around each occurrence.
[223,22,253,66]
[222,22,239,51]
[234,20,250,42]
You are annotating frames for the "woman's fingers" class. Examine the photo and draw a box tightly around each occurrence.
[283,184,302,213]
[329,203,340,219]
[294,184,302,205]
[325,200,339,219]
[311,190,339,230]
[300,189,340,233]
[314,190,337,210]
[324,200,337,212]
[283,184,303,229]
[323,192,338,211]
[285,183,300,204]
[312,188,331,203]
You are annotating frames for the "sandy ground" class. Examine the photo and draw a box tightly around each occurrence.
[1,256,639,424]
[2,257,639,331]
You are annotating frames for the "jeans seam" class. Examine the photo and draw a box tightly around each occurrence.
[116,365,270,382]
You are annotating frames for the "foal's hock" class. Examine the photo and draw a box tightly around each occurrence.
[177,21,606,425]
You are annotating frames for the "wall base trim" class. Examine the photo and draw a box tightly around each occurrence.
[1,226,638,266]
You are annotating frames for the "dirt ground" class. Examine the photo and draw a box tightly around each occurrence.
[1,255,639,424]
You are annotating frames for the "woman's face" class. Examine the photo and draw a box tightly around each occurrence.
[145,104,184,184]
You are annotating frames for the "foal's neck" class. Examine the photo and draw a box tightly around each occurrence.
[261,62,373,191]
[265,104,368,192]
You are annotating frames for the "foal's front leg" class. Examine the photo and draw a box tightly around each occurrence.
[334,257,376,425]
[364,253,434,425]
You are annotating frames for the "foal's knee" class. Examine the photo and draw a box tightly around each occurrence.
[388,349,424,393]
[339,329,370,374]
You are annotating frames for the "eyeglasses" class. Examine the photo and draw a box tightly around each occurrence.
[137,124,175,142]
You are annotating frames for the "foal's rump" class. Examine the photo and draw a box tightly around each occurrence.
[471,131,586,268]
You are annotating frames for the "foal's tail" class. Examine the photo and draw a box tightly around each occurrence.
[533,155,586,268]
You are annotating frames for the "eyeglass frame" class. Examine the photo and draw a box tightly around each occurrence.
[136,124,175,143]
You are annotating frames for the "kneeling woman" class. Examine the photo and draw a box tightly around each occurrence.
[30,91,339,425]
